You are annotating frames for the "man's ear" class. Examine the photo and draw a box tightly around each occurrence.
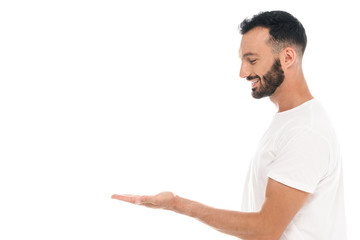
[280,47,297,69]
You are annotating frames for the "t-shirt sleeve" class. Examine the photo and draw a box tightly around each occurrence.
[267,128,330,193]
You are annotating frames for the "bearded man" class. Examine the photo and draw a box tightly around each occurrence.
[112,11,347,240]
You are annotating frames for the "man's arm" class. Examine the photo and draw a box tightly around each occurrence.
[112,178,310,240]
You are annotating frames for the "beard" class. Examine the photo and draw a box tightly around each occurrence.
[249,58,285,99]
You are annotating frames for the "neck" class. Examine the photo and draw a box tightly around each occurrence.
[269,70,313,112]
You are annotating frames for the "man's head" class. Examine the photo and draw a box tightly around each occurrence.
[238,11,307,99]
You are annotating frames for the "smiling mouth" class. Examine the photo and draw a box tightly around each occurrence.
[250,79,260,88]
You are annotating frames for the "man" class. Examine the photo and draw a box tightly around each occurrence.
[112,11,346,239]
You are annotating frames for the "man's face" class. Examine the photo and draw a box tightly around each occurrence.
[239,27,284,99]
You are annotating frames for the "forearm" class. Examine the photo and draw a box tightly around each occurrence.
[172,196,268,239]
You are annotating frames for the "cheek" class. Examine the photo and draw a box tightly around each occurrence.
[257,61,274,78]
[253,66,267,79]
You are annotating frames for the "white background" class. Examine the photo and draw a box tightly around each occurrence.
[0,0,358,239]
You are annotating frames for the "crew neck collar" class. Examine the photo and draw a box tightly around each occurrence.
[275,98,317,117]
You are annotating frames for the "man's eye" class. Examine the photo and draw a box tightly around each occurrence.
[249,59,257,64]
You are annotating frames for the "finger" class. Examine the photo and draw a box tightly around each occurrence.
[111,194,140,204]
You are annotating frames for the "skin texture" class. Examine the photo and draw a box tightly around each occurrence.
[112,27,314,239]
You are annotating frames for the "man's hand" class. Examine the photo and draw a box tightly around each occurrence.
[111,191,176,211]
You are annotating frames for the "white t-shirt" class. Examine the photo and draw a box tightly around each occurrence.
[241,99,346,239]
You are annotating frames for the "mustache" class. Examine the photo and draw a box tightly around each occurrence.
[246,75,261,81]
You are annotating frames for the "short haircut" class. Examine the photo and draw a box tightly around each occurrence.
[239,11,307,56]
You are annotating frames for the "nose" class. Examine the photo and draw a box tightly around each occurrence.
[239,62,250,79]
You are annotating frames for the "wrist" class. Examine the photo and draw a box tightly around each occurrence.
[172,195,196,217]
[172,194,182,213]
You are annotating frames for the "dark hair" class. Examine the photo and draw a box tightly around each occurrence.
[239,11,307,55]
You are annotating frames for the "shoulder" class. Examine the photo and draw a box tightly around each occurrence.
[273,99,335,149]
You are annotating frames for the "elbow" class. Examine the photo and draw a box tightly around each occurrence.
[236,212,283,240]
[257,212,284,240]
